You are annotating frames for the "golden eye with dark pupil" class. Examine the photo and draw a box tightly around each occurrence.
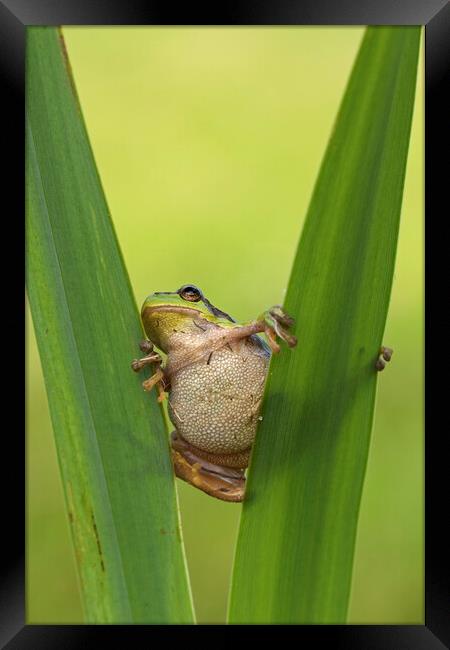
[179,285,202,302]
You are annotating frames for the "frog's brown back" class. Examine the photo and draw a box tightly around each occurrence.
[167,337,269,455]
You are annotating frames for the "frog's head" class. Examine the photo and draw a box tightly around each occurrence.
[141,284,235,352]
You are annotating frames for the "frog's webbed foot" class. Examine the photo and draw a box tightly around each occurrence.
[375,345,393,371]
[170,432,246,502]
[131,339,168,402]
[259,306,297,353]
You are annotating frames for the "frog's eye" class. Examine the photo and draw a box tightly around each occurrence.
[179,285,202,302]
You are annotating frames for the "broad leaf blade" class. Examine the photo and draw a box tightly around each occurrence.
[26,27,194,623]
[228,27,421,623]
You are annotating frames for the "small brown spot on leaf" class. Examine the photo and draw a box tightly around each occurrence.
[57,30,79,102]
[91,510,105,572]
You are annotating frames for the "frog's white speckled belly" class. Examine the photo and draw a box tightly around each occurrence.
[168,345,269,454]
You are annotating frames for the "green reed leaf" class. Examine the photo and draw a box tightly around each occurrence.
[228,26,421,624]
[26,27,194,623]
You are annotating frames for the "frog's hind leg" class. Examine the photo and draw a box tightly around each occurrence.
[171,433,251,469]
[170,432,247,502]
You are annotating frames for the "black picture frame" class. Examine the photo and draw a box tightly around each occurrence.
[5,0,448,646]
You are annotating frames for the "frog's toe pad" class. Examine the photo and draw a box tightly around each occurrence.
[376,345,394,371]
[171,448,245,502]
[263,306,298,349]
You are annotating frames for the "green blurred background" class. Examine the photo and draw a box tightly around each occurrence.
[26,27,423,624]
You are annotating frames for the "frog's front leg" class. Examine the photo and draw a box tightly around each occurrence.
[219,305,297,353]
[170,432,247,502]
[131,339,169,401]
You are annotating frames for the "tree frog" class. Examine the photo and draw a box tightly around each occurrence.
[131,284,393,502]
[131,284,297,502]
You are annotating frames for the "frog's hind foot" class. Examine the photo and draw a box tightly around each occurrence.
[170,432,246,502]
